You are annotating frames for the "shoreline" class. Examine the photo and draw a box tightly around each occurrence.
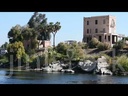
[0,67,128,76]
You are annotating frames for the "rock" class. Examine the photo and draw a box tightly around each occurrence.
[95,56,112,75]
[78,60,97,72]
[42,62,63,72]
[60,69,75,73]
[42,66,52,72]
[126,40,128,45]
[100,68,113,75]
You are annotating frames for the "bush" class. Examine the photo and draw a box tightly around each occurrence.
[27,49,36,55]
[0,55,8,63]
[117,54,128,71]
[88,38,100,48]
[97,42,110,51]
[78,42,88,49]
[22,53,30,64]
[84,54,99,61]
[113,40,125,50]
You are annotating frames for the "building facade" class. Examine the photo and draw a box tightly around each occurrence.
[23,40,51,50]
[83,15,122,47]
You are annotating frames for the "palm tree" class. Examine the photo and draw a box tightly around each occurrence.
[49,22,61,49]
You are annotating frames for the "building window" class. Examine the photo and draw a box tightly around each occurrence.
[90,29,91,33]
[103,19,105,24]
[108,36,110,41]
[87,21,89,25]
[87,29,89,33]
[105,35,106,39]
[95,28,98,33]
[95,20,98,24]
[103,28,105,33]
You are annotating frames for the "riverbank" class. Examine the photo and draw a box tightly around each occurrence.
[1,47,128,76]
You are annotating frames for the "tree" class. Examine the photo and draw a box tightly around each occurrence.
[8,25,23,43]
[28,12,47,28]
[37,25,51,41]
[1,42,9,49]
[22,26,38,54]
[48,22,61,48]
[56,42,69,55]
[28,12,61,49]
[28,12,52,49]
[7,41,27,66]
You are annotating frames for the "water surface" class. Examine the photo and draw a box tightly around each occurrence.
[0,69,128,84]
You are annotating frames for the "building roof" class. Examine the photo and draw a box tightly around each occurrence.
[84,15,116,19]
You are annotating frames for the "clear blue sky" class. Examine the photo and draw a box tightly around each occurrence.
[0,12,128,46]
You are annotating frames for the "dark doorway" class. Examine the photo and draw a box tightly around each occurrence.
[87,37,89,43]
[112,35,116,44]
[87,37,92,43]
[99,36,102,42]
[108,36,110,41]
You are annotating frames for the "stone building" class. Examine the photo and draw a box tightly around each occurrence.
[83,15,124,47]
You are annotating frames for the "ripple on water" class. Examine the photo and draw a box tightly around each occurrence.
[1,69,128,84]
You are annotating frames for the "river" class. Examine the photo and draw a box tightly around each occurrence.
[0,69,128,84]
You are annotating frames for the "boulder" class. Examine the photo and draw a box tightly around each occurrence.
[78,60,97,72]
[42,62,63,72]
[95,56,112,75]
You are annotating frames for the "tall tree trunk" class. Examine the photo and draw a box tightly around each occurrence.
[53,33,56,49]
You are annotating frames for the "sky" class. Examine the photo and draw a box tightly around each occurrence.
[0,12,128,46]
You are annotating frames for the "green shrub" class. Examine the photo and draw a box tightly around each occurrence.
[88,38,100,48]
[84,54,99,61]
[97,42,104,50]
[22,54,29,63]
[78,42,88,49]
[27,49,36,55]
[0,56,8,63]
[113,40,125,50]
[97,42,110,51]
[117,54,128,71]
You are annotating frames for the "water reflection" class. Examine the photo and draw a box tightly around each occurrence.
[5,70,44,80]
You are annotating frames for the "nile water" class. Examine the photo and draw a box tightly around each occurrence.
[0,69,128,84]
